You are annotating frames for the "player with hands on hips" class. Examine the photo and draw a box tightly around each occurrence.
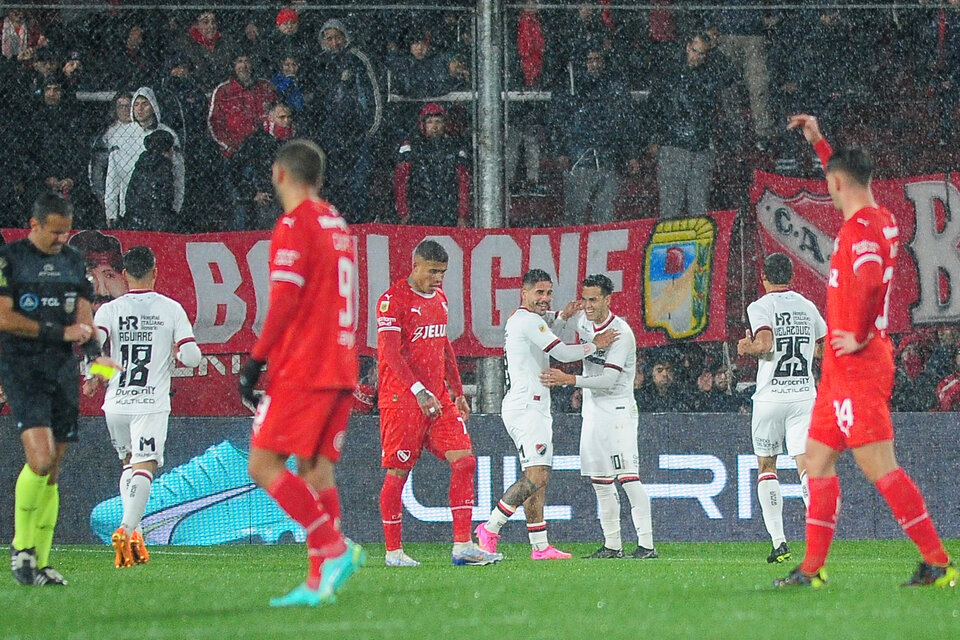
[774,115,956,589]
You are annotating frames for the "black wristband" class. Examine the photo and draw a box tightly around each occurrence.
[81,337,102,362]
[37,321,65,343]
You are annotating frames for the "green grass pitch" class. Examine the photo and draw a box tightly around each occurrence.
[2,540,958,640]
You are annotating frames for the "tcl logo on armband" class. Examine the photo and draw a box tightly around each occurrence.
[377,317,396,328]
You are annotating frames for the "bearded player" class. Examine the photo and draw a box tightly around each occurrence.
[377,239,501,567]
[238,140,365,607]
[775,115,956,588]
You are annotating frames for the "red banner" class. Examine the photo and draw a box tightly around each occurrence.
[3,214,735,415]
[751,171,960,334]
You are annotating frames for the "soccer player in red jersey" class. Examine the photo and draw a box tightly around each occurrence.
[377,240,502,567]
[238,140,365,607]
[775,115,957,588]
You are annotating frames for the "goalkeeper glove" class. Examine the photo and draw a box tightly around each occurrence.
[238,357,265,408]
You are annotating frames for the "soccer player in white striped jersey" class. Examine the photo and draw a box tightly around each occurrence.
[541,274,656,559]
[738,253,826,564]
[474,269,619,560]
[84,246,202,568]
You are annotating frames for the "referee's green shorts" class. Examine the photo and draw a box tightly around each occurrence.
[0,355,80,443]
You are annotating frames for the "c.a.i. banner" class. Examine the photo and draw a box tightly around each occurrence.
[751,170,960,332]
[2,214,735,416]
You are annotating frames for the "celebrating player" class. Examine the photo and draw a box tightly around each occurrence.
[775,114,956,588]
[239,140,365,607]
[475,269,617,560]
[737,253,825,564]
[540,274,656,559]
[377,240,501,567]
[84,246,202,568]
[2,191,120,586]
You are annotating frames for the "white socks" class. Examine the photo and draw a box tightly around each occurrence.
[592,480,622,550]
[758,473,785,547]
[121,469,153,536]
[620,479,654,549]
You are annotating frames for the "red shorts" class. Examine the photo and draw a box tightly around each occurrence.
[251,388,353,461]
[380,401,472,469]
[808,371,894,451]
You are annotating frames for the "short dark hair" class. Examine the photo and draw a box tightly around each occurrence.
[522,268,552,288]
[582,273,613,296]
[762,253,793,285]
[32,190,73,225]
[123,245,156,280]
[274,139,325,187]
[414,239,448,263]
[826,147,874,186]
[68,230,122,272]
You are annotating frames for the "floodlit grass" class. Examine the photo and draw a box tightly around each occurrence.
[1,540,958,640]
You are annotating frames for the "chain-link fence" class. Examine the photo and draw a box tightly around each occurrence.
[3,3,960,412]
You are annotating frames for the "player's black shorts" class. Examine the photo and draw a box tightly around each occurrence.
[0,354,80,443]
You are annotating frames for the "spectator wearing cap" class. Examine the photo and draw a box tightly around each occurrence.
[263,8,311,70]
[104,86,184,228]
[394,103,470,227]
[124,129,176,231]
[62,49,92,92]
[175,11,236,93]
[305,18,382,223]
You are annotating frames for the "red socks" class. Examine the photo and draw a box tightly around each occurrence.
[801,475,841,575]
[380,473,406,552]
[876,468,949,566]
[317,487,341,531]
[267,470,345,588]
[449,455,476,544]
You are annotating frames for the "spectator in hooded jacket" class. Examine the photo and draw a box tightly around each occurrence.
[104,86,184,228]
[124,129,175,231]
[394,103,470,227]
[28,77,85,203]
[306,18,382,223]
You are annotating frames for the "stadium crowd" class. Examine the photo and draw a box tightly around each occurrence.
[0,3,957,231]
[0,2,956,412]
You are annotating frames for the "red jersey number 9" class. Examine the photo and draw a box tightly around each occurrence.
[338,256,355,330]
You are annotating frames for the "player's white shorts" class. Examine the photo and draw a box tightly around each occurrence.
[580,404,639,477]
[501,405,553,469]
[105,411,170,467]
[751,398,814,458]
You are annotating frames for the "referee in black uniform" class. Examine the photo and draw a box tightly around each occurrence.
[1,192,120,586]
